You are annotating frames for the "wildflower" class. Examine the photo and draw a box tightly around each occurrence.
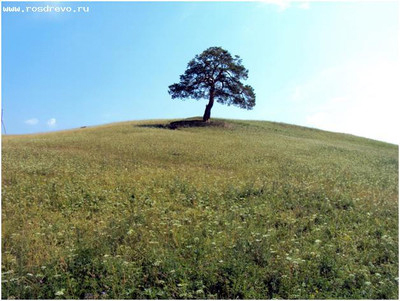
[153,260,162,266]
[55,289,65,296]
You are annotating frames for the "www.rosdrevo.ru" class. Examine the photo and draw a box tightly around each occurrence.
[2,5,89,13]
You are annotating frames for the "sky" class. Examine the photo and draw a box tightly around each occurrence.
[1,1,399,144]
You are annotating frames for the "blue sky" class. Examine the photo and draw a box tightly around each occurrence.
[2,1,399,143]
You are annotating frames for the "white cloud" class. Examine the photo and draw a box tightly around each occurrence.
[298,2,310,10]
[47,118,57,127]
[25,118,39,125]
[258,0,310,12]
[301,60,400,144]
[257,0,291,12]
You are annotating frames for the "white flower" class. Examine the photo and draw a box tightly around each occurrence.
[55,289,65,296]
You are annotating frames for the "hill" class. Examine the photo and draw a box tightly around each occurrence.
[2,118,398,299]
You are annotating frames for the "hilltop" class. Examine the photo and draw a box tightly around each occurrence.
[2,118,398,299]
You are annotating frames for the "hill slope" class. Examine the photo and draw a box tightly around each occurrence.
[2,119,398,299]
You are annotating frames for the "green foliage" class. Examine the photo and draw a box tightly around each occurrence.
[2,119,398,299]
[168,47,255,121]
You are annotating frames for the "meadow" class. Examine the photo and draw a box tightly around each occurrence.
[1,118,398,299]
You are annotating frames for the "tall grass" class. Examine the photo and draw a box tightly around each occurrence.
[2,119,398,299]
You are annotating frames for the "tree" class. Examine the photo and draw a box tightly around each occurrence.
[168,47,256,122]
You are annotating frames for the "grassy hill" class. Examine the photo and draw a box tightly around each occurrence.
[2,118,398,299]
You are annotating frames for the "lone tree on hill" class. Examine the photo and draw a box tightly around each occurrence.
[168,47,256,122]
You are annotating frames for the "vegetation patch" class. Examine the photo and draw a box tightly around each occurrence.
[2,118,398,299]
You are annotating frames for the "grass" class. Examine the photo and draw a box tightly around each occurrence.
[1,118,398,299]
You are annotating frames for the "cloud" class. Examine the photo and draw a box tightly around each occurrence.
[257,0,291,12]
[258,0,310,12]
[47,118,57,127]
[25,118,39,125]
[298,2,310,10]
[300,60,400,144]
[273,0,291,12]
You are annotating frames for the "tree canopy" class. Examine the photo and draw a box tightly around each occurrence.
[168,47,256,121]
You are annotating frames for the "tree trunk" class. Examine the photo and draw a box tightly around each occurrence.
[203,88,214,122]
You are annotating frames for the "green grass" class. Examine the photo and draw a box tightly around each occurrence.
[2,118,398,299]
